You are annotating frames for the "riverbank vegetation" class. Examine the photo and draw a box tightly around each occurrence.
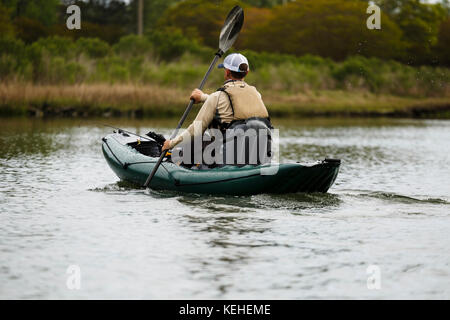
[2,82,449,118]
[0,0,449,118]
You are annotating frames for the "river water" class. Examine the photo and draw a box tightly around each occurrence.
[0,117,449,299]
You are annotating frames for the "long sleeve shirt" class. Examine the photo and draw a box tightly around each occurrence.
[169,81,264,149]
[169,91,230,148]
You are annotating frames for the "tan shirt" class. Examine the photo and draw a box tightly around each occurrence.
[169,81,263,148]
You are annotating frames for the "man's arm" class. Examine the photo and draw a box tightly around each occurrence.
[163,91,219,150]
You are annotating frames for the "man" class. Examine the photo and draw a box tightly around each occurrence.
[162,53,272,165]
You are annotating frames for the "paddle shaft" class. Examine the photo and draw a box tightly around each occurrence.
[143,53,222,188]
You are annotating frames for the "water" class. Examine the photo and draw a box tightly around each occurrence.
[0,117,449,299]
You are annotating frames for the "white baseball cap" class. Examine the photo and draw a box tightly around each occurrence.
[218,53,249,73]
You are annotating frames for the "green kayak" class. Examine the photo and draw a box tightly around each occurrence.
[102,132,340,196]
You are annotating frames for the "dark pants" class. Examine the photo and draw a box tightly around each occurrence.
[178,118,273,168]
[222,118,272,166]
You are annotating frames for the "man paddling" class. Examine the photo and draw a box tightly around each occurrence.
[162,53,272,166]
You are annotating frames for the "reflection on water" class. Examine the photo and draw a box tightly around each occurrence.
[0,117,449,299]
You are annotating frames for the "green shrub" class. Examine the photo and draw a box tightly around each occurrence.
[238,50,295,70]
[0,55,17,80]
[0,36,32,81]
[156,61,205,87]
[64,61,87,84]
[147,28,201,61]
[33,36,76,58]
[0,36,26,56]
[96,56,130,83]
[76,38,110,59]
[113,35,153,58]
[332,56,382,91]
[109,64,129,83]
[128,57,145,80]
[40,57,86,84]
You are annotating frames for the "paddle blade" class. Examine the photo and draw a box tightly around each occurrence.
[219,5,244,54]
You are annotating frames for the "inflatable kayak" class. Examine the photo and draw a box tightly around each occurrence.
[102,131,340,196]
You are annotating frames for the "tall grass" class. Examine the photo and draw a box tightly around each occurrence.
[1,35,449,98]
[2,82,449,118]
[0,83,190,116]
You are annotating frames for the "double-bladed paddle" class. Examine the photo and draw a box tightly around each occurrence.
[143,6,244,188]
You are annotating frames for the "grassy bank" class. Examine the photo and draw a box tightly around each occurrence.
[1,83,449,118]
[1,35,449,118]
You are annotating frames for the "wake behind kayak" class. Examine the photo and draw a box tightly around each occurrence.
[101,131,340,196]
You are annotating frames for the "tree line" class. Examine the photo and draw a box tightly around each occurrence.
[0,0,449,66]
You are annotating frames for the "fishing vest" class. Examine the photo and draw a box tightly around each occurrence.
[211,80,269,131]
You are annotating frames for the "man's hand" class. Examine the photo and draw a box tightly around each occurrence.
[162,140,172,151]
[190,88,204,104]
